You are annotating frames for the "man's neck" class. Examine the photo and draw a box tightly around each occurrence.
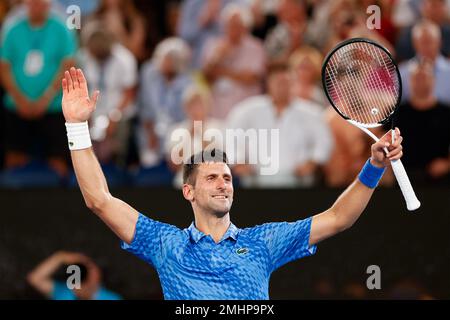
[29,16,47,27]
[194,212,231,243]
[271,97,290,116]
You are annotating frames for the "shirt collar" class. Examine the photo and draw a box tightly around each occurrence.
[188,222,239,243]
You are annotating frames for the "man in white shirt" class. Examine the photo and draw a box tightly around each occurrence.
[226,64,333,188]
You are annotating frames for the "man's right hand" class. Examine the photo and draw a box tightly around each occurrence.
[62,67,99,123]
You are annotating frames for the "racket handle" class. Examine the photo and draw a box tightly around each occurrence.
[390,159,421,211]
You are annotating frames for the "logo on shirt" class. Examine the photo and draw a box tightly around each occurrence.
[236,247,249,255]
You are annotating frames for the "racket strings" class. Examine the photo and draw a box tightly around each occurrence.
[324,42,400,126]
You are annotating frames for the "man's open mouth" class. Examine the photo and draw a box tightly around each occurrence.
[212,195,228,199]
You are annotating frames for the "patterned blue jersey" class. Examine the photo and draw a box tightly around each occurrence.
[121,213,317,300]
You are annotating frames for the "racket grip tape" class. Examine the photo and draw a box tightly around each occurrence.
[390,159,421,211]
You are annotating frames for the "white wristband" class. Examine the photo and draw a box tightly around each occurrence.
[65,121,92,150]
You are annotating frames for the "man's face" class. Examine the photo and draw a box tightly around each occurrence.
[225,13,246,44]
[268,70,291,101]
[26,0,50,21]
[188,163,234,217]
[413,30,441,60]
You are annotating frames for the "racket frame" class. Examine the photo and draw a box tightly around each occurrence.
[321,37,402,127]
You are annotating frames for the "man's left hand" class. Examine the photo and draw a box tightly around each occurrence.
[370,127,403,168]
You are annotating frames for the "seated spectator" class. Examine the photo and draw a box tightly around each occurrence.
[396,60,450,184]
[202,3,266,119]
[136,37,192,167]
[78,23,138,166]
[87,0,147,61]
[177,0,244,68]
[165,85,224,188]
[289,46,328,109]
[227,64,333,188]
[395,0,450,62]
[0,0,76,177]
[27,251,121,300]
[399,20,450,105]
[264,0,308,65]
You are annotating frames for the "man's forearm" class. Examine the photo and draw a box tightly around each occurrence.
[330,179,375,231]
[70,148,112,211]
[0,62,26,101]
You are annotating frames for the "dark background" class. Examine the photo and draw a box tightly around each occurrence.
[0,186,448,299]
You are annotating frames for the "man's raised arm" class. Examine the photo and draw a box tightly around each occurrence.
[62,67,138,244]
[309,129,404,246]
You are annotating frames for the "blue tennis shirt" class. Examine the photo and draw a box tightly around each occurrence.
[121,213,317,300]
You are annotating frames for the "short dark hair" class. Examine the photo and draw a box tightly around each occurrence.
[266,62,290,78]
[183,149,229,185]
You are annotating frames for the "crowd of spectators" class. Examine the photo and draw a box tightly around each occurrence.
[0,0,448,188]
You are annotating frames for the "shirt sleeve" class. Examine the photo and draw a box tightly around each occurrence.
[120,213,178,269]
[258,217,317,273]
[51,281,76,300]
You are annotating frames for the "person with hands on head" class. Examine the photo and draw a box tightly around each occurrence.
[61,67,404,299]
[27,251,121,300]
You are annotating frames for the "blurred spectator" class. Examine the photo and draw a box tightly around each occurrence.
[357,0,398,46]
[0,0,12,24]
[56,0,100,19]
[289,46,328,109]
[0,0,76,177]
[395,0,450,62]
[323,0,394,54]
[177,0,244,68]
[88,0,147,62]
[27,251,121,300]
[227,64,333,188]
[264,0,308,65]
[165,85,224,188]
[78,22,137,165]
[392,0,422,29]
[396,60,450,184]
[323,109,371,187]
[248,0,278,40]
[399,20,450,105]
[202,3,266,119]
[2,0,68,29]
[136,37,192,168]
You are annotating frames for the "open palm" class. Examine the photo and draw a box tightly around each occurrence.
[62,67,99,123]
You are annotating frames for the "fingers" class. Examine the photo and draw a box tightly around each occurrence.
[62,78,67,94]
[64,70,73,91]
[76,68,87,87]
[69,67,79,89]
[90,90,100,109]
[386,135,403,160]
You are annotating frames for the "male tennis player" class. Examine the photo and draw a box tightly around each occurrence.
[62,67,404,299]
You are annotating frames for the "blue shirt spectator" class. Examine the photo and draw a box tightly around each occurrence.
[177,0,245,67]
[136,37,192,167]
[52,281,122,300]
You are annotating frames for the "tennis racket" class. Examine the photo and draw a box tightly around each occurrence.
[322,38,420,211]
